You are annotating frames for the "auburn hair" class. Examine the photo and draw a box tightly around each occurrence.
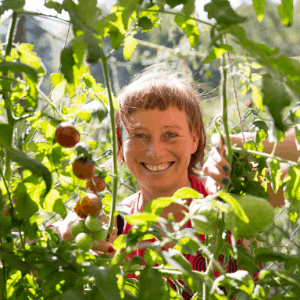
[112,63,206,178]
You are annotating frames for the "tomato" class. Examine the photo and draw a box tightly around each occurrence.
[76,193,102,217]
[86,176,106,194]
[72,158,96,180]
[85,215,102,232]
[55,123,80,148]
[74,199,88,219]
[70,220,88,238]
[92,228,107,242]
[75,233,94,251]
[224,194,275,239]
[245,100,253,108]
[190,199,222,235]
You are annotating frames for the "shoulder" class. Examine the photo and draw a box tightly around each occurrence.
[116,191,140,215]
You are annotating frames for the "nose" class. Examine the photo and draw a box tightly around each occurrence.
[145,137,165,159]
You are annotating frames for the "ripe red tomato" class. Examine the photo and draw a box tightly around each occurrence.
[72,158,95,180]
[82,193,102,216]
[55,123,80,148]
[74,199,88,219]
[86,176,106,194]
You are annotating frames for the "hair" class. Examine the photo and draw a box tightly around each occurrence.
[111,63,206,178]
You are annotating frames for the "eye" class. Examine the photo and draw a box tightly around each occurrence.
[134,133,146,139]
[166,132,178,138]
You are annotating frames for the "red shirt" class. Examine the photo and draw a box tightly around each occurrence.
[122,175,260,299]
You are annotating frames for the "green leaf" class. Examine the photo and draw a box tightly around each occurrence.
[0,62,38,82]
[236,245,262,274]
[0,137,52,196]
[175,16,199,49]
[218,192,249,223]
[261,74,290,132]
[0,0,25,17]
[109,25,124,50]
[60,44,75,83]
[294,125,300,151]
[50,80,66,102]
[14,181,39,221]
[253,0,265,21]
[182,0,195,18]
[43,189,67,219]
[252,85,264,111]
[173,187,202,199]
[144,248,164,265]
[166,0,187,9]
[201,44,232,64]
[144,197,176,215]
[204,0,247,25]
[44,1,63,13]
[284,166,300,205]
[123,35,138,61]
[266,158,281,194]
[138,16,154,31]
[278,0,293,27]
[124,213,157,226]
[138,265,165,300]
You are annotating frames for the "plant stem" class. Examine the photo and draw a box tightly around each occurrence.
[100,51,118,234]
[3,12,18,185]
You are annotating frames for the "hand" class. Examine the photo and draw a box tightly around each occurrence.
[52,212,118,256]
[202,133,233,195]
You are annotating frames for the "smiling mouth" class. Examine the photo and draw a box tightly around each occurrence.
[141,161,175,172]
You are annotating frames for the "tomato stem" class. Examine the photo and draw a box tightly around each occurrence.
[100,51,118,234]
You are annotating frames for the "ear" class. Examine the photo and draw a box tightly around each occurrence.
[191,129,200,154]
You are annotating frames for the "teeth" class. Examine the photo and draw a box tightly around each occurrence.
[144,162,172,172]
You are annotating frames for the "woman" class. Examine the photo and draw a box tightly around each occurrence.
[55,64,298,298]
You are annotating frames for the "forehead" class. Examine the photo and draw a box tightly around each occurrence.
[127,107,190,129]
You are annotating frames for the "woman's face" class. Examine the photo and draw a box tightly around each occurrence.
[122,106,199,192]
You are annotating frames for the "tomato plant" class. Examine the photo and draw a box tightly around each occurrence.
[0,0,300,299]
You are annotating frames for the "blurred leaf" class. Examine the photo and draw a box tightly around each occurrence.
[60,44,75,83]
[123,35,138,61]
[50,81,66,102]
[261,74,290,132]
[0,0,25,17]
[201,44,232,64]
[144,197,176,215]
[278,0,293,27]
[253,0,265,21]
[266,158,281,194]
[0,61,37,82]
[218,192,249,223]
[124,213,157,226]
[173,187,202,199]
[138,265,165,300]
[252,85,264,111]
[44,0,63,13]
[43,189,67,219]
[283,166,300,204]
[109,25,124,50]
[82,73,96,87]
[204,0,247,25]
[236,245,262,274]
[294,125,300,151]
[0,137,52,196]
[166,0,187,8]
[175,16,199,49]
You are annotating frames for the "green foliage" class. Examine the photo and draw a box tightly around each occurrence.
[0,0,299,299]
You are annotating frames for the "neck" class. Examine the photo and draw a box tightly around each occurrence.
[138,176,193,212]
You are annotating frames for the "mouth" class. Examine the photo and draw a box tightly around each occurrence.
[141,161,175,173]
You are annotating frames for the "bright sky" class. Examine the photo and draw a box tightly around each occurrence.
[1,0,248,24]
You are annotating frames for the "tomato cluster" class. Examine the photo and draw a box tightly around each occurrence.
[55,123,107,251]
[72,193,107,251]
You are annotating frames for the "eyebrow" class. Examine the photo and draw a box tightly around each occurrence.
[131,125,182,131]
